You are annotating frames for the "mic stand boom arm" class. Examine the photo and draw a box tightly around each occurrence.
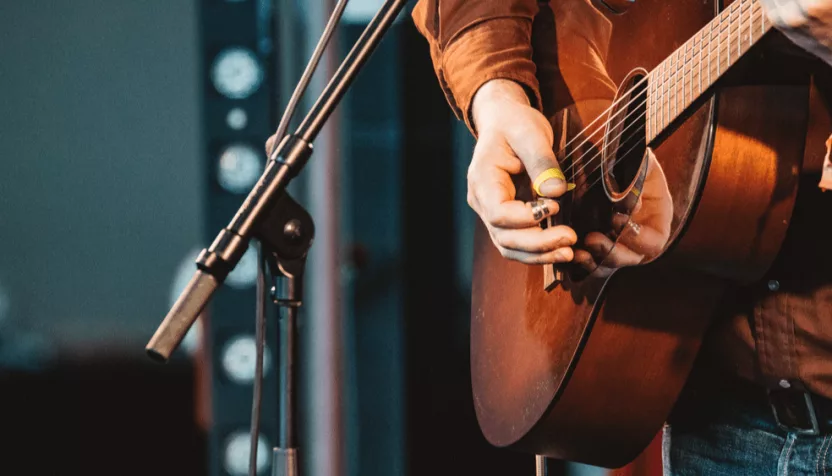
[146,0,410,362]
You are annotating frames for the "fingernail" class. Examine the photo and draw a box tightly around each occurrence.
[544,199,559,218]
[537,178,565,196]
[567,183,576,191]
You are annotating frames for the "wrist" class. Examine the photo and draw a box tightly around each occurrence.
[472,79,531,133]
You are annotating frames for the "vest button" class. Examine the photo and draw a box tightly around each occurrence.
[767,280,780,291]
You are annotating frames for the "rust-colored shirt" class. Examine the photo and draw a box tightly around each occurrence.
[413,0,832,398]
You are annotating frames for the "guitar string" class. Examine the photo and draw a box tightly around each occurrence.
[528,4,763,236]
[561,0,760,178]
[571,5,765,198]
[558,4,764,192]
[554,0,754,175]
[542,17,759,218]
[568,1,763,186]
[558,2,755,179]
[549,0,749,175]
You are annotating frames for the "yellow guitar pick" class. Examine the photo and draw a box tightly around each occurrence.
[533,168,575,195]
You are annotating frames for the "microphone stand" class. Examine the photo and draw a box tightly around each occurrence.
[262,200,312,476]
[145,1,410,475]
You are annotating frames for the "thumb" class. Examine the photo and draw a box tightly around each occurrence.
[516,137,569,199]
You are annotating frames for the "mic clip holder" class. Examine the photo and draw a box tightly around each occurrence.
[196,134,314,283]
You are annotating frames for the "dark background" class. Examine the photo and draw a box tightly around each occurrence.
[0,1,544,475]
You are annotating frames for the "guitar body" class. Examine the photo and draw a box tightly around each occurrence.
[470,0,812,468]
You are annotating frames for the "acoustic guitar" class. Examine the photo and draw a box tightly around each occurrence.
[471,0,814,467]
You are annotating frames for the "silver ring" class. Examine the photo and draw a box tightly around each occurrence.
[531,199,549,221]
[627,220,641,235]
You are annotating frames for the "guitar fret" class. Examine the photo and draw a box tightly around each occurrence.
[669,54,673,122]
[700,27,705,95]
[743,2,749,53]
[685,45,693,107]
[662,59,667,130]
[715,17,719,72]
[684,45,689,111]
[692,34,699,97]
[642,0,775,145]
[658,60,662,135]
[762,2,766,34]
[655,65,660,136]
[726,10,731,69]
[659,63,663,135]
[677,49,681,117]
[655,63,660,135]
[708,20,713,86]
[654,72,658,139]
[654,65,659,137]
[737,1,743,57]
[648,75,652,140]
[736,10,740,60]
[656,63,664,136]
[680,48,685,113]
[671,53,676,120]
[685,45,693,106]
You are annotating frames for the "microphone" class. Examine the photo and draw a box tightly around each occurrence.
[145,0,410,363]
[145,136,311,363]
[146,270,218,362]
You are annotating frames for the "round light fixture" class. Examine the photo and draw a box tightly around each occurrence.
[217,143,263,194]
[223,431,270,475]
[210,47,264,99]
[225,245,259,289]
[221,334,271,384]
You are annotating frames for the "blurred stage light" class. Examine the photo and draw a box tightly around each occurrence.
[225,244,259,289]
[180,317,203,357]
[223,431,270,475]
[226,107,249,130]
[217,143,263,194]
[221,334,271,384]
[211,47,264,99]
[170,247,206,357]
[198,2,279,474]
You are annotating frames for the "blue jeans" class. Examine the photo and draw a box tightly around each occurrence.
[663,372,832,476]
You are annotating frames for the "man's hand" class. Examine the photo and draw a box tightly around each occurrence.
[573,150,673,277]
[469,79,577,264]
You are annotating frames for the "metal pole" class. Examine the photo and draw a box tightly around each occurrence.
[302,1,344,475]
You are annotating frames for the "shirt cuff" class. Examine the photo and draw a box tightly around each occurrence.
[440,17,542,136]
[761,0,832,66]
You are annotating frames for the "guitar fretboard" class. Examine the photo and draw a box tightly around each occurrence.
[645,0,772,142]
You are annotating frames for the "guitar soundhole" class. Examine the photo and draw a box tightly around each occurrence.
[602,70,648,201]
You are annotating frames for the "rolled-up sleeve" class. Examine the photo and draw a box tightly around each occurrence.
[411,0,542,133]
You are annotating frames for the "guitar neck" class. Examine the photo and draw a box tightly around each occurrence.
[645,0,773,143]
